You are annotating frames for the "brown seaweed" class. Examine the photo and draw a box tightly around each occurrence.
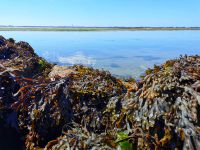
[0,35,200,150]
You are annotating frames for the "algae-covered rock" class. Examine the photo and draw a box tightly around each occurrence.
[0,35,199,150]
[17,78,73,149]
[121,56,200,149]
[16,65,126,148]
[66,65,126,132]
[0,65,24,150]
[0,36,6,46]
[45,123,117,150]
[0,37,52,78]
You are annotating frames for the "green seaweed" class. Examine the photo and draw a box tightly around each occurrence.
[116,132,133,150]
[38,59,47,71]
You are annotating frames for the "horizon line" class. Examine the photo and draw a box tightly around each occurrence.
[1,25,200,28]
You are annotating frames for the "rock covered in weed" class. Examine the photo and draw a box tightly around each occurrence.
[45,123,117,150]
[0,36,6,46]
[121,55,200,149]
[16,78,73,149]
[0,65,24,150]
[16,65,126,149]
[0,36,53,78]
[1,35,200,150]
[67,65,126,132]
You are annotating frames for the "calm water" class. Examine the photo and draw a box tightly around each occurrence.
[1,31,200,78]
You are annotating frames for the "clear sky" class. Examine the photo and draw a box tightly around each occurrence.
[0,0,200,27]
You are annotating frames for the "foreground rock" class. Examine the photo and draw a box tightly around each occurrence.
[0,35,199,150]
[16,65,125,149]
[121,56,200,149]
[44,56,200,150]
[0,65,24,149]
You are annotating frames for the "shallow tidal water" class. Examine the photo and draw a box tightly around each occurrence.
[1,31,200,78]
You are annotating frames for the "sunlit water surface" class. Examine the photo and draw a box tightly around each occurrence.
[1,31,200,78]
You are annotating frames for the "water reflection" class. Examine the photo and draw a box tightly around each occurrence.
[134,55,162,61]
[58,52,96,66]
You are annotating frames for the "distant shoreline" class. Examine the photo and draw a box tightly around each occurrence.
[0,26,200,31]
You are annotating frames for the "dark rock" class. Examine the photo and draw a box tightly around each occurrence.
[0,36,6,46]
[0,66,24,150]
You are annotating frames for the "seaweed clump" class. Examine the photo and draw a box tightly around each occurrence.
[45,57,200,150]
[16,65,126,149]
[121,55,200,149]
[0,36,52,78]
[0,65,24,149]
[0,35,200,150]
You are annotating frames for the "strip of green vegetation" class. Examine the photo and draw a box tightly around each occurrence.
[0,27,200,32]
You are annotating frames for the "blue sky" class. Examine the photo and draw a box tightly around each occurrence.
[0,0,200,27]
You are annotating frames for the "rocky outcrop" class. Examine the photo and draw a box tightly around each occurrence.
[121,56,200,149]
[0,36,52,78]
[0,36,199,150]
